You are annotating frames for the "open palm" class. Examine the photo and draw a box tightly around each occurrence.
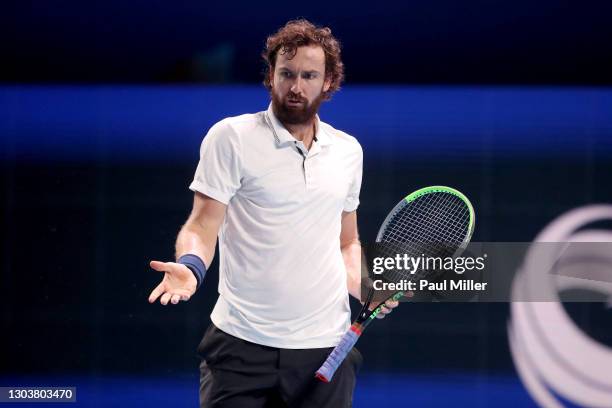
[148,260,197,305]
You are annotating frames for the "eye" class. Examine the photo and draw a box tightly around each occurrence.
[280,71,293,78]
[303,73,317,80]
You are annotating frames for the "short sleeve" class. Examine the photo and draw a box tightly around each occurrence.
[189,120,242,204]
[343,143,363,212]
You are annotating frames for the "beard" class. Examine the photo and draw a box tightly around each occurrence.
[271,89,326,125]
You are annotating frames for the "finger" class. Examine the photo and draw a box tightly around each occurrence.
[180,294,190,301]
[384,300,399,309]
[170,288,193,298]
[160,292,172,306]
[380,305,392,314]
[148,283,166,303]
[150,260,169,272]
[373,305,390,319]
[404,291,414,298]
[369,302,388,312]
[170,294,181,304]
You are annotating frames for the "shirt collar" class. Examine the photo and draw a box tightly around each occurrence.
[266,103,333,147]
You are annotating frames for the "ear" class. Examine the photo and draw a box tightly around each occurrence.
[323,76,332,93]
[268,69,275,88]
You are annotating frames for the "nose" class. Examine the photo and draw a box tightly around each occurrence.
[290,76,303,95]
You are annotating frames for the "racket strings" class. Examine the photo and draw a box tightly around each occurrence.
[403,193,469,243]
[376,192,471,282]
[397,193,468,242]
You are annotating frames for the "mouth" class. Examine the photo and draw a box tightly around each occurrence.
[286,98,306,107]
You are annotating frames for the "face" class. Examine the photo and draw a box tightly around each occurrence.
[270,45,332,125]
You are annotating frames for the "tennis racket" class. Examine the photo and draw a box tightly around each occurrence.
[315,186,475,382]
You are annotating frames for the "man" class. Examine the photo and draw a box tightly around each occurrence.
[148,19,398,407]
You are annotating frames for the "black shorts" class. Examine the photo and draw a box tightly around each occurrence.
[197,324,362,408]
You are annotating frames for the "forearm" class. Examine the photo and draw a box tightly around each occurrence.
[342,239,362,301]
[175,219,217,268]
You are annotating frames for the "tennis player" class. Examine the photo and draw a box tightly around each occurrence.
[148,19,398,407]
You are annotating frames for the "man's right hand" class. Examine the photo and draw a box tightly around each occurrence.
[148,260,198,305]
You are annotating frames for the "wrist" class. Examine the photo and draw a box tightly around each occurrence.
[178,254,207,289]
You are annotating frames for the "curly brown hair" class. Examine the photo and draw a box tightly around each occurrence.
[262,19,344,100]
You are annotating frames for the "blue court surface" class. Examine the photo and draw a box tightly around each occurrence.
[2,372,536,407]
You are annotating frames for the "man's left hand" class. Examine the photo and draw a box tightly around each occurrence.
[375,299,399,319]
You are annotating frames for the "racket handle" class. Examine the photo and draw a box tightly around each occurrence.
[315,325,361,382]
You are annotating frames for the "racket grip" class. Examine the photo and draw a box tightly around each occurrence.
[315,325,361,383]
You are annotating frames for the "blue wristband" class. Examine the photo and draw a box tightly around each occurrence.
[178,254,207,289]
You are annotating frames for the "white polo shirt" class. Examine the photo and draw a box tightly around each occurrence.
[189,104,363,349]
